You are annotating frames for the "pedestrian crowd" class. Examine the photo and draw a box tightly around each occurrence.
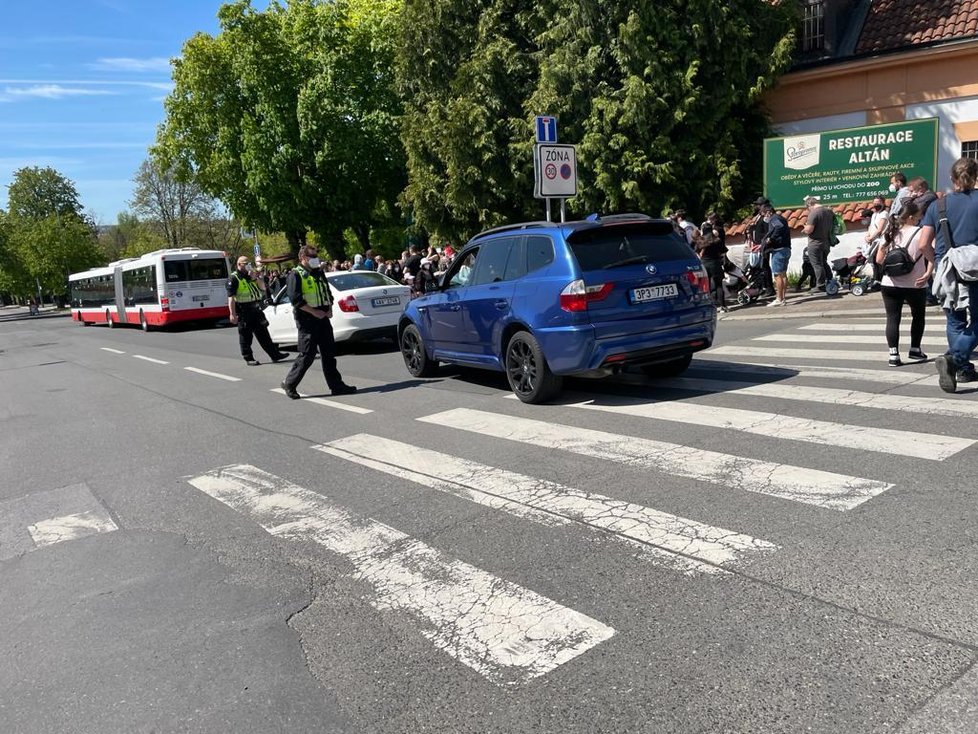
[665,163,978,386]
[249,244,458,301]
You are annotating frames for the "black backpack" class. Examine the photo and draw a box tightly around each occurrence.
[881,227,922,277]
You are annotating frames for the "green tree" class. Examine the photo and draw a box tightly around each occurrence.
[128,157,246,256]
[157,0,405,260]
[4,167,102,297]
[398,0,797,239]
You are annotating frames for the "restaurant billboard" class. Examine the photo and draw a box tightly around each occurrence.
[763,118,939,208]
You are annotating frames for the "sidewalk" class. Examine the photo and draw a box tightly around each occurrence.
[0,305,70,323]
[719,288,923,321]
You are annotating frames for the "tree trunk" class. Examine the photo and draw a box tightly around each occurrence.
[285,228,307,260]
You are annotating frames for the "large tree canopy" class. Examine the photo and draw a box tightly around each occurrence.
[399,0,797,240]
[157,0,404,258]
[1,167,102,296]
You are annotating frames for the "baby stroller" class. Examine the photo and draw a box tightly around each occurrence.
[724,253,765,306]
[831,242,881,297]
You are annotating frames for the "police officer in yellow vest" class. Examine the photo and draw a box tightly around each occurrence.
[280,246,356,399]
[227,255,288,366]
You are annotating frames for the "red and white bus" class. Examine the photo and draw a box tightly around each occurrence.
[69,248,231,330]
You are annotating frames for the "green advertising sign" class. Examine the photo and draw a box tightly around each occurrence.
[763,118,939,208]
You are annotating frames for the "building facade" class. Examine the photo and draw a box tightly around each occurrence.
[771,0,978,197]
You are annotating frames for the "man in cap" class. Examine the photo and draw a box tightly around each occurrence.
[802,195,835,291]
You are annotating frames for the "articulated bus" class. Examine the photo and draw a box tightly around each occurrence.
[69,248,231,330]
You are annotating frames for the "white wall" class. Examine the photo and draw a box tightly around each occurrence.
[728,231,869,276]
[907,96,978,193]
[774,111,868,137]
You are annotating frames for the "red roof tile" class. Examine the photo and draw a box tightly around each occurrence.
[725,201,875,237]
[724,192,946,237]
[856,0,978,54]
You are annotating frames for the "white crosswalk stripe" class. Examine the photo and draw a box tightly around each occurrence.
[506,393,968,460]
[709,345,891,362]
[316,435,777,573]
[187,464,614,686]
[644,377,978,422]
[753,333,947,347]
[654,376,978,420]
[691,361,934,386]
[417,408,892,511]
[798,322,946,333]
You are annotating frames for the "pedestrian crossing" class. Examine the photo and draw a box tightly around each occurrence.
[187,464,614,686]
[0,484,118,562]
[177,316,975,686]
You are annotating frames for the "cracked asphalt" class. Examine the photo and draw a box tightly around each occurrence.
[2,311,978,733]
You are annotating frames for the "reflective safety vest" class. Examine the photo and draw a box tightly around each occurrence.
[295,266,332,308]
[233,272,262,304]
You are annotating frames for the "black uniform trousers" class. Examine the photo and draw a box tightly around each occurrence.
[236,303,278,361]
[283,314,344,391]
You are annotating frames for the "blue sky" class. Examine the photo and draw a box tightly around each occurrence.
[0,1,253,224]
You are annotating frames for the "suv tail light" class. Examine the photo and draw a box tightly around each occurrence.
[337,295,359,313]
[685,268,710,294]
[559,279,613,312]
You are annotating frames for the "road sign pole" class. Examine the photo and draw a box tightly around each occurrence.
[545,197,552,223]
[560,199,566,223]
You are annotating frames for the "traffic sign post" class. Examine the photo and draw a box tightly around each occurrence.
[535,116,558,143]
[532,117,576,222]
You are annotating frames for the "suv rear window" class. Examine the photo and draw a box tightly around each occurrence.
[568,225,693,271]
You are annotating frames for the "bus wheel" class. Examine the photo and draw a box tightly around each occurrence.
[105,310,114,328]
[139,310,150,332]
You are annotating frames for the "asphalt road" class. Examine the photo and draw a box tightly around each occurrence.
[2,309,978,733]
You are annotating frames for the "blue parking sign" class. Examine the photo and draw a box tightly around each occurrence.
[535,116,557,143]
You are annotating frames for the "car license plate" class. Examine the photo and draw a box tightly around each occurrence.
[192,295,210,302]
[371,296,400,307]
[630,284,678,303]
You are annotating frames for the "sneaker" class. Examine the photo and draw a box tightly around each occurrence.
[766,299,782,307]
[330,383,357,396]
[281,381,301,400]
[888,354,902,367]
[935,355,958,393]
[908,348,928,361]
[245,359,260,366]
[957,369,978,384]
[271,352,290,362]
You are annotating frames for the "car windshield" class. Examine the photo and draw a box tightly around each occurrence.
[328,272,399,291]
[568,225,692,271]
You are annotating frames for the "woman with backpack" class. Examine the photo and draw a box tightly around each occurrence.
[874,201,933,366]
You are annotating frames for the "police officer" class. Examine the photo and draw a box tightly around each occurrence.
[227,255,288,366]
[280,245,356,399]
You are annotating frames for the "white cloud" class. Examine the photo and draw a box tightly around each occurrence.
[4,84,118,99]
[90,57,171,73]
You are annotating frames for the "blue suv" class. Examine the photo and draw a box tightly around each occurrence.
[398,214,717,403]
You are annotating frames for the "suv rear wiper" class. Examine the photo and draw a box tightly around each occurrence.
[602,255,651,269]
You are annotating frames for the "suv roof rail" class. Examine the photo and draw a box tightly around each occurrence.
[592,213,655,223]
[469,221,553,242]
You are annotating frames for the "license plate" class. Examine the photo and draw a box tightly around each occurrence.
[371,296,400,307]
[630,284,678,303]
[192,295,210,302]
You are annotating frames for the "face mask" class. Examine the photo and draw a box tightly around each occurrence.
[873,205,883,212]
[244,263,253,273]
[888,184,897,193]
[307,257,321,269]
